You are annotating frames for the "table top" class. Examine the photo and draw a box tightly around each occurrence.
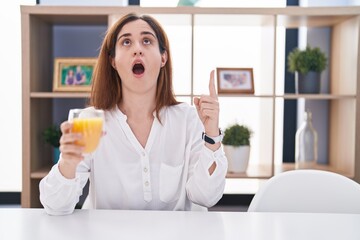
[0,208,359,240]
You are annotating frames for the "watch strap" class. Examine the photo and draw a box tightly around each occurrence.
[202,129,223,144]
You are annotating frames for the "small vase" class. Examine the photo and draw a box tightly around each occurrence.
[53,147,60,164]
[295,111,318,169]
[295,71,321,94]
[224,145,250,173]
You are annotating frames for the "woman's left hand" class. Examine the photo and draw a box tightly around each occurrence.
[194,70,220,137]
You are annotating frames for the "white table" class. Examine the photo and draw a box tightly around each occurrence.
[0,208,359,240]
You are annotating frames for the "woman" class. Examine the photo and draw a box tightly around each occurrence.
[39,13,227,215]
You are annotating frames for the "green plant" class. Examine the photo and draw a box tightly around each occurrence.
[42,125,62,148]
[222,124,252,146]
[287,46,327,74]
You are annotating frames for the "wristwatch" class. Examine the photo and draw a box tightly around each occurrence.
[202,129,224,144]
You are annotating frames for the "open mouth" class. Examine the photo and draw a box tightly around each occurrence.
[132,63,145,75]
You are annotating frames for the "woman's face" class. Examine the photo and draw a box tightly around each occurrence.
[111,19,167,97]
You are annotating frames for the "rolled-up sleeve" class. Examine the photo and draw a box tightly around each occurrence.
[39,160,90,215]
[185,111,228,208]
[186,146,227,207]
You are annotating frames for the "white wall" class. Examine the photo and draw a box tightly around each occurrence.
[0,1,35,192]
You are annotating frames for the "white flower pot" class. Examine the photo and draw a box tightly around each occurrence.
[224,145,250,173]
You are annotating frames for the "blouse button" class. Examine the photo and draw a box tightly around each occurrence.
[143,167,148,173]
[145,181,149,186]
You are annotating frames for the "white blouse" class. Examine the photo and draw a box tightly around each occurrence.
[39,103,228,215]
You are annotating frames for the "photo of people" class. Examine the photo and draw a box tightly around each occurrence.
[217,68,254,94]
[53,58,97,92]
[62,65,92,86]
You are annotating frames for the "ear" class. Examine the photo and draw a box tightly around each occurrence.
[160,51,168,67]
[110,56,116,69]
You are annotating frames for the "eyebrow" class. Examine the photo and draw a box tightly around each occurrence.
[117,31,156,42]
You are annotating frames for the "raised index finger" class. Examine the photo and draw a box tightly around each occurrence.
[209,70,218,99]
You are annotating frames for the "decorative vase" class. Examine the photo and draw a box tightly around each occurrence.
[53,147,60,164]
[295,71,321,94]
[295,111,318,169]
[224,145,250,173]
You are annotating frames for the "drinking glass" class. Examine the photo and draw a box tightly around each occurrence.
[68,108,105,154]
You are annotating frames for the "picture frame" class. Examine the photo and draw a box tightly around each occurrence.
[53,58,97,92]
[216,68,254,94]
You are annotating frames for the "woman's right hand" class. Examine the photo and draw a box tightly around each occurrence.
[58,121,84,179]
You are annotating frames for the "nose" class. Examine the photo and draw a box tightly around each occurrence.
[133,42,143,56]
[133,51,143,56]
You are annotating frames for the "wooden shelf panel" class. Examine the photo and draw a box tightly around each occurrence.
[31,163,354,180]
[31,92,90,98]
[219,94,274,98]
[217,94,355,99]
[30,166,51,179]
[275,163,354,178]
[30,92,215,99]
[226,164,272,179]
[277,15,354,28]
[31,164,354,182]
[225,163,354,179]
[279,94,356,100]
[31,92,357,100]
[22,5,360,17]
[31,93,280,99]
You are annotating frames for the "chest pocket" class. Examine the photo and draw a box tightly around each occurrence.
[159,163,184,203]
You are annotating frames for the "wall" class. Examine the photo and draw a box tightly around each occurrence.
[0,1,36,192]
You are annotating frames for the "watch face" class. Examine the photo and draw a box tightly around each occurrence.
[204,135,216,144]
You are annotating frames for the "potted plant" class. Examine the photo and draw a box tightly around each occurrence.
[287,46,327,94]
[42,125,62,164]
[222,124,252,173]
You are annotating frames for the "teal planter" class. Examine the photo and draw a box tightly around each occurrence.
[53,147,60,164]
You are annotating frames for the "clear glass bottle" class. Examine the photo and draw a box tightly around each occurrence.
[295,111,318,169]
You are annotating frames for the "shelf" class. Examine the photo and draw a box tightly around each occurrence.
[275,163,354,178]
[30,92,356,99]
[278,94,356,100]
[21,5,360,208]
[30,92,202,99]
[30,166,52,179]
[31,92,90,98]
[219,94,274,98]
[217,94,356,99]
[30,163,354,180]
[226,164,272,179]
[277,15,355,28]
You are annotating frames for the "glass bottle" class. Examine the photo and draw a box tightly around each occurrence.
[295,110,318,169]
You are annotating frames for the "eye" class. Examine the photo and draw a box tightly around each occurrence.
[143,38,151,45]
[122,39,131,46]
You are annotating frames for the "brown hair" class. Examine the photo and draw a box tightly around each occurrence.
[90,13,179,121]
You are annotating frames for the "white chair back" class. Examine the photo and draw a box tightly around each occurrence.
[248,170,360,213]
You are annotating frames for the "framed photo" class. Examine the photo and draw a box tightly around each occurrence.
[53,58,97,92]
[216,68,254,94]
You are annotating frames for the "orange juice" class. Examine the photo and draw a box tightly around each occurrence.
[72,118,103,153]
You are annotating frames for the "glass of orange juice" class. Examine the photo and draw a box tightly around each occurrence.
[68,108,104,154]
